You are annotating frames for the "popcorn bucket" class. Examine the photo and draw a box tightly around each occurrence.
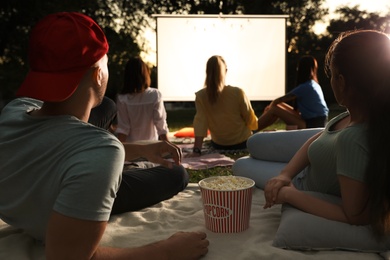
[198,176,255,233]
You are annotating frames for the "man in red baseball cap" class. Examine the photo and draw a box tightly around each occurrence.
[0,12,208,259]
[16,12,109,102]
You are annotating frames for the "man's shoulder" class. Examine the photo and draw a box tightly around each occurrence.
[10,97,42,106]
[75,126,124,151]
[1,98,42,114]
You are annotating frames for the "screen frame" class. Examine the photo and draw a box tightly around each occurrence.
[153,14,289,101]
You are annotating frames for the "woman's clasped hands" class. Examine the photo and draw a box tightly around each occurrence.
[263,174,296,209]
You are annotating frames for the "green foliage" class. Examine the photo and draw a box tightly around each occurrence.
[1,0,388,184]
[1,0,390,109]
[166,108,196,131]
[0,0,146,103]
[103,27,141,99]
[327,6,390,38]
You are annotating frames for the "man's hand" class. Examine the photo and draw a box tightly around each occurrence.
[142,141,182,168]
[155,231,209,260]
[124,141,182,168]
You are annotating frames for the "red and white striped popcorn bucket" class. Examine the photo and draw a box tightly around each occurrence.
[198,176,255,233]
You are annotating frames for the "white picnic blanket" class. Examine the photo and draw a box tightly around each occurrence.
[0,184,387,259]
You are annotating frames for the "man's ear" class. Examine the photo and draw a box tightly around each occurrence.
[91,67,103,87]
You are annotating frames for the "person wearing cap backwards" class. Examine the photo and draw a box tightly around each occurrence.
[0,12,208,259]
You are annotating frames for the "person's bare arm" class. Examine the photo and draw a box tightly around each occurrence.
[337,175,370,224]
[193,136,203,151]
[186,136,203,158]
[270,93,296,106]
[158,133,169,141]
[46,211,209,260]
[274,176,370,225]
[264,131,322,208]
[122,140,182,168]
[45,211,105,260]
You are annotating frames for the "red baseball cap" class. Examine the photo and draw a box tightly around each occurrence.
[16,12,109,102]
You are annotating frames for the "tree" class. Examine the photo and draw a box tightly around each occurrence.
[316,6,390,105]
[327,6,390,38]
[0,0,145,103]
[4,0,389,108]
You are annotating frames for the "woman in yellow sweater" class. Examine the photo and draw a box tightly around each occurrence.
[190,55,258,156]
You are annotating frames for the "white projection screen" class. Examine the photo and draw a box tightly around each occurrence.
[154,14,288,101]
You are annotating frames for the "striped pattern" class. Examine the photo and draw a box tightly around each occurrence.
[200,187,253,233]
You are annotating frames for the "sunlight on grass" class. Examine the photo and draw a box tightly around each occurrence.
[187,150,252,183]
[188,167,233,183]
[167,108,287,183]
[167,109,196,132]
[168,105,345,183]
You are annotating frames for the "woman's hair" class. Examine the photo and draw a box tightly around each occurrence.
[325,30,390,238]
[204,55,226,104]
[296,55,318,85]
[120,56,151,94]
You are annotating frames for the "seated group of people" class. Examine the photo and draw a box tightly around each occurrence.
[1,11,390,259]
[110,53,329,156]
[189,54,329,156]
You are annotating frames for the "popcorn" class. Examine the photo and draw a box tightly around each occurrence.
[199,176,255,233]
[199,176,253,190]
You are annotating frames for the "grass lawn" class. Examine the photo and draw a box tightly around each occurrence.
[166,107,287,183]
[167,104,345,183]
[186,151,250,183]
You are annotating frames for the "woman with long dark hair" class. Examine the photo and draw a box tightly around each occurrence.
[257,55,329,130]
[260,30,390,238]
[116,57,169,142]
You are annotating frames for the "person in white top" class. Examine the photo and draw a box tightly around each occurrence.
[116,57,169,142]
